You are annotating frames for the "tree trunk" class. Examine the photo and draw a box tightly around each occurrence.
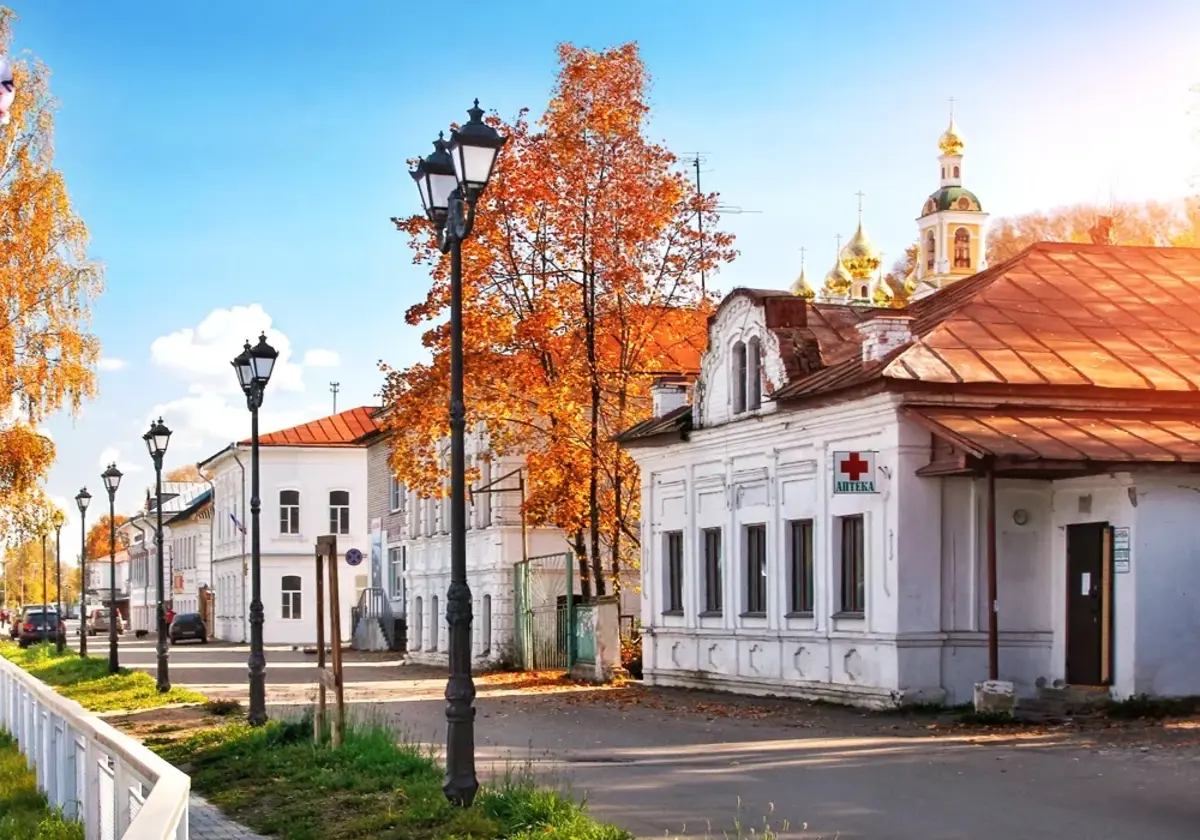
[585,268,606,597]
[572,531,592,602]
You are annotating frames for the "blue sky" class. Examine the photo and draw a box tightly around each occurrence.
[12,0,1199,559]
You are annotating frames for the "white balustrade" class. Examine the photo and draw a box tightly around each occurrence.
[0,656,190,839]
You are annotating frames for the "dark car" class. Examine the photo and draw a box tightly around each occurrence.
[18,608,65,648]
[169,612,207,644]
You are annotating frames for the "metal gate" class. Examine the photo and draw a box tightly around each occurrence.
[513,552,577,670]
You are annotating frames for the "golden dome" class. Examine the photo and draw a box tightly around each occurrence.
[791,266,816,299]
[840,222,882,280]
[871,272,909,308]
[822,260,852,298]
[903,264,921,295]
[938,115,964,156]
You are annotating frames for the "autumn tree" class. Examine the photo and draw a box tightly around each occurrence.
[382,43,734,597]
[1,506,67,607]
[987,198,1200,263]
[0,8,103,537]
[165,464,207,482]
[84,514,128,561]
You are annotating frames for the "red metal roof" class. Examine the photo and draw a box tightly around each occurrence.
[248,405,380,448]
[904,406,1200,463]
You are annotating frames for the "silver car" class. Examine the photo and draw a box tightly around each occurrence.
[87,608,125,636]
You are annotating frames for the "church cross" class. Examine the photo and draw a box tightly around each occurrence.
[854,190,866,223]
[948,96,956,118]
[799,245,806,269]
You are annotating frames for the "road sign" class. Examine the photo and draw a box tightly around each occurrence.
[345,547,363,567]
[833,451,878,494]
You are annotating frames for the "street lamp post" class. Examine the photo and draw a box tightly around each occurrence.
[76,488,91,658]
[402,100,505,807]
[40,530,47,616]
[54,512,64,653]
[101,463,123,673]
[231,333,278,726]
[144,418,173,693]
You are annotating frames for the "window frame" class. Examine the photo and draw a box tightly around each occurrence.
[743,523,767,616]
[281,574,302,621]
[388,545,406,604]
[279,489,301,535]
[747,337,762,411]
[732,341,747,414]
[328,489,351,535]
[388,477,403,513]
[838,514,866,616]
[701,527,722,614]
[953,226,971,269]
[787,519,815,615]
[664,530,684,615]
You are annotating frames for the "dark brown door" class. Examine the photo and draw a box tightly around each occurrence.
[1066,523,1106,685]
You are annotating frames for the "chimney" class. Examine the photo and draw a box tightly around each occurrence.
[651,378,690,418]
[855,314,914,363]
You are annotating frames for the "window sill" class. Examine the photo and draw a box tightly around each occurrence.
[698,610,723,618]
[277,533,305,540]
[832,611,865,620]
[738,611,767,619]
[785,611,814,619]
[662,609,684,617]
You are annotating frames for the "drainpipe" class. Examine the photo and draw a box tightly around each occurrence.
[233,450,248,644]
[203,473,216,637]
[986,464,999,681]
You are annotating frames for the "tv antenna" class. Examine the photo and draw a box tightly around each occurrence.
[684,153,761,295]
[330,381,340,414]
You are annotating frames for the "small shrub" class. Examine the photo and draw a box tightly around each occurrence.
[1106,694,1200,720]
[202,699,242,717]
[620,634,642,680]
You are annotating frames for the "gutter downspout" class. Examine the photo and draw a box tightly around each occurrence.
[202,474,216,639]
[986,463,999,681]
[233,450,248,644]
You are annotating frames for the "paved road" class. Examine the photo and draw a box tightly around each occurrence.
[92,640,1200,840]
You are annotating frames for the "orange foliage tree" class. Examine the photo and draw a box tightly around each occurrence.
[0,8,103,537]
[84,514,129,561]
[381,43,734,597]
[987,199,1200,263]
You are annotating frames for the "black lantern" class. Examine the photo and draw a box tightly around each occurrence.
[232,341,254,394]
[101,463,122,496]
[249,333,278,386]
[143,417,172,460]
[410,133,458,224]
[75,487,91,514]
[100,462,122,673]
[446,100,506,199]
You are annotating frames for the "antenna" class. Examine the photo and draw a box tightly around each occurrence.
[684,153,763,296]
[330,381,340,414]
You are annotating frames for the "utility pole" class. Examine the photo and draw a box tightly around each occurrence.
[330,381,340,414]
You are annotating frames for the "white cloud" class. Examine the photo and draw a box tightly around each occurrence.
[97,357,127,372]
[303,348,340,368]
[150,304,305,395]
[98,445,145,475]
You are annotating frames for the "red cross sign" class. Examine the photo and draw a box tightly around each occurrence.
[833,451,877,493]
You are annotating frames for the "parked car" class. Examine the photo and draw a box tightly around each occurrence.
[17,608,65,648]
[169,612,207,644]
[11,604,55,640]
[87,608,124,637]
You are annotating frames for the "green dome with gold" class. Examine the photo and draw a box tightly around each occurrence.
[920,186,982,218]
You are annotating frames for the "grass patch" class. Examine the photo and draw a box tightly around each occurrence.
[0,641,207,712]
[0,732,83,840]
[150,713,630,840]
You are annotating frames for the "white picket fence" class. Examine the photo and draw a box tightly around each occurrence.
[0,655,190,839]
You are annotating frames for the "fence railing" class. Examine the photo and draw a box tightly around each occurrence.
[0,656,190,839]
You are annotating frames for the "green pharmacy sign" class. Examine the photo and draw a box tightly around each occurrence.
[833,451,878,494]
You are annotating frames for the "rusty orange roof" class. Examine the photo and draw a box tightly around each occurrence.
[776,242,1200,402]
[905,406,1200,463]
[248,405,380,448]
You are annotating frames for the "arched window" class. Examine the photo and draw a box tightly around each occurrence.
[940,166,945,179]
[926,230,936,271]
[431,595,439,650]
[328,490,350,535]
[746,337,762,410]
[953,165,960,178]
[279,489,300,535]
[481,594,492,655]
[954,227,971,268]
[732,341,747,414]
[413,596,423,651]
[858,284,869,300]
[281,575,301,620]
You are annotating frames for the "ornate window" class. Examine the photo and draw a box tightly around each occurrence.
[732,341,747,414]
[953,165,960,178]
[957,196,971,210]
[746,337,762,410]
[926,230,936,271]
[954,227,971,268]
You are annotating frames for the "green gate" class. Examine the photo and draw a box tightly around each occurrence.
[513,552,577,670]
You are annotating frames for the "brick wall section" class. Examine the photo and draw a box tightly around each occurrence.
[366,433,405,541]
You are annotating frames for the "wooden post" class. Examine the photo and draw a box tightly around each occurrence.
[314,543,327,744]
[327,536,345,748]
[986,467,999,681]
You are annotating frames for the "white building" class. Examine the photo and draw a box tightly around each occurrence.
[390,425,570,666]
[198,406,376,646]
[123,483,208,633]
[620,241,1200,707]
[165,488,214,625]
[83,545,128,617]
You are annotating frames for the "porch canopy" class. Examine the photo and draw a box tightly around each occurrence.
[905,406,1200,478]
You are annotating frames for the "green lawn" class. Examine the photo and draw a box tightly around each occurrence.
[0,642,207,712]
[0,732,83,840]
[148,715,631,840]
